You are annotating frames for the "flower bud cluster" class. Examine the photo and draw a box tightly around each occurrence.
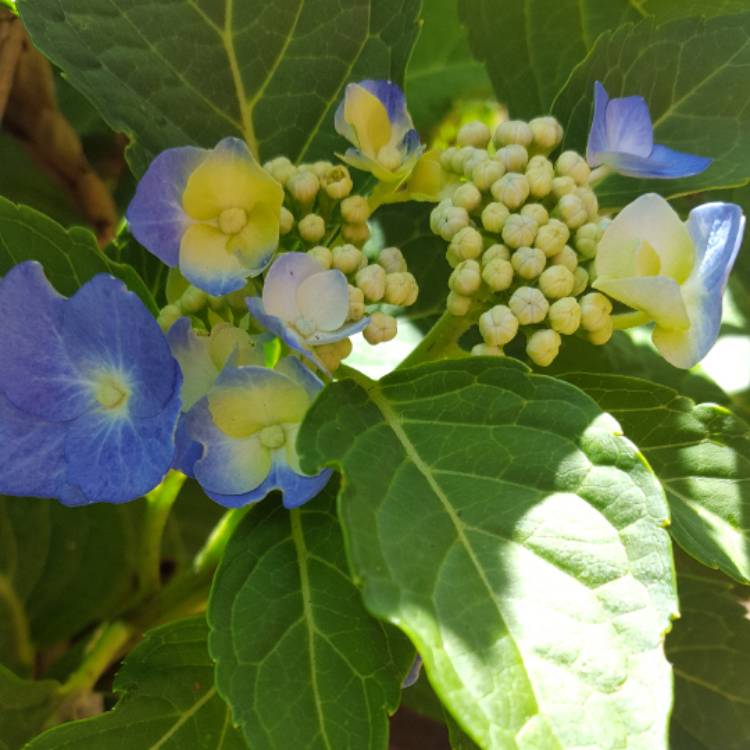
[430,117,615,366]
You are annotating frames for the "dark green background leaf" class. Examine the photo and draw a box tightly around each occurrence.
[299,358,677,748]
[208,485,412,750]
[0,667,61,750]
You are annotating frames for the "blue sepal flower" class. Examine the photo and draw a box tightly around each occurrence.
[0,262,182,504]
[586,81,712,179]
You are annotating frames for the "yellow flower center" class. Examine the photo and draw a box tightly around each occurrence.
[376,145,402,172]
[218,207,248,236]
[93,373,130,412]
[259,424,285,449]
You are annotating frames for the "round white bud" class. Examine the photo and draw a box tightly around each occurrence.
[298,213,326,242]
[472,159,506,191]
[511,246,546,280]
[445,246,461,268]
[471,343,504,357]
[385,272,419,306]
[347,285,365,321]
[180,286,208,313]
[322,165,353,199]
[449,259,482,296]
[550,245,578,272]
[355,264,387,302]
[436,205,470,241]
[341,222,370,246]
[481,202,510,233]
[450,146,475,174]
[287,170,319,204]
[494,119,533,147]
[363,312,398,345]
[580,292,613,331]
[495,144,528,173]
[491,173,530,209]
[457,120,491,148]
[310,160,334,177]
[502,213,538,249]
[525,155,554,198]
[450,226,484,262]
[548,297,581,335]
[509,286,549,325]
[378,246,407,274]
[572,267,589,296]
[538,265,575,299]
[556,194,588,229]
[308,245,333,269]
[264,156,296,184]
[157,304,182,332]
[526,329,561,367]
[534,218,570,257]
[462,148,489,178]
[575,186,599,219]
[279,206,294,235]
[332,244,363,274]
[529,116,563,153]
[588,317,614,345]
[447,291,473,316]
[521,203,548,226]
[452,182,483,212]
[482,258,514,291]
[340,195,370,224]
[555,150,590,184]
[429,200,451,234]
[551,176,576,199]
[314,337,353,372]
[482,243,511,266]
[479,305,519,346]
[440,147,458,171]
[575,222,602,259]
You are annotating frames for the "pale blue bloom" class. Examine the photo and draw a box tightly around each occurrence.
[587,81,712,179]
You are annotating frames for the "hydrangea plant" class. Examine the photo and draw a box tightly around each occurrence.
[2,2,750,749]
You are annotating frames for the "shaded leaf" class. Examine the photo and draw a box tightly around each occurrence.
[299,358,677,749]
[208,485,412,750]
[0,666,61,750]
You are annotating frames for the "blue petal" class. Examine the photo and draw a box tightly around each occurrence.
[126,145,204,267]
[586,81,610,165]
[359,79,411,130]
[63,275,181,418]
[604,144,713,179]
[274,356,325,402]
[0,391,85,505]
[400,128,422,156]
[64,388,181,503]
[604,94,653,158]
[172,415,202,477]
[214,136,254,160]
[308,317,369,345]
[0,262,89,421]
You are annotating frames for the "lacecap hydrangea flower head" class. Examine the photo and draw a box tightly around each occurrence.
[594,193,745,368]
[335,79,423,183]
[0,262,182,504]
[127,137,283,296]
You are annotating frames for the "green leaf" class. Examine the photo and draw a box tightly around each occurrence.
[667,555,750,750]
[299,358,678,749]
[642,0,750,22]
[23,616,246,750]
[553,15,750,208]
[561,373,750,584]
[0,496,140,672]
[208,485,412,750]
[0,196,156,313]
[406,0,491,132]
[0,666,61,750]
[17,0,421,174]
[459,0,638,117]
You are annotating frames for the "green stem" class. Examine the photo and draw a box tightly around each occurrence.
[0,574,33,671]
[398,309,477,368]
[194,506,251,574]
[611,310,651,330]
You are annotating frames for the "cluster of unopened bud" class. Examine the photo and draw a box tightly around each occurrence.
[431,116,614,367]
[263,157,371,248]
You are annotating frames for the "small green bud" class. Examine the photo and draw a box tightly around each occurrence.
[298,213,326,242]
[340,195,370,224]
[377,246,407,274]
[430,200,451,233]
[491,173,530,210]
[588,317,614,345]
[526,329,561,367]
[548,297,581,335]
[385,271,419,306]
[264,156,295,184]
[440,147,458,171]
[447,291,473,316]
[534,218,570,257]
[341,222,370,246]
[495,144,528,173]
[575,222,602,259]
[180,285,208,313]
[287,170,319,204]
[279,206,294,235]
[575,186,599,220]
[580,292,613,331]
[308,245,333,269]
[462,148,488,178]
[363,312,397,345]
[356,264,387,302]
[471,343,504,357]
[332,244,363,274]
[572,267,589,296]
[555,150,591,184]
[314,337,353,373]
[157,303,182,332]
[449,259,482,296]
[529,116,563,154]
[550,245,578,272]
[551,176,576,199]
[452,182,483,212]
[494,119,533,148]
[511,246,546,280]
[502,213,538,249]
[521,202,549,226]
[322,165,353,199]
[449,226,484,261]
[555,194,588,229]
[509,286,549,325]
[450,146,475,174]
[525,155,554,198]
[538,265,575,299]
[445,246,461,268]
[479,304,519,346]
[472,159,506,191]
[481,201,510,233]
[435,205,470,241]
[347,284,365,321]
[482,243,511,266]
[457,120,491,148]
[482,258,514,291]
